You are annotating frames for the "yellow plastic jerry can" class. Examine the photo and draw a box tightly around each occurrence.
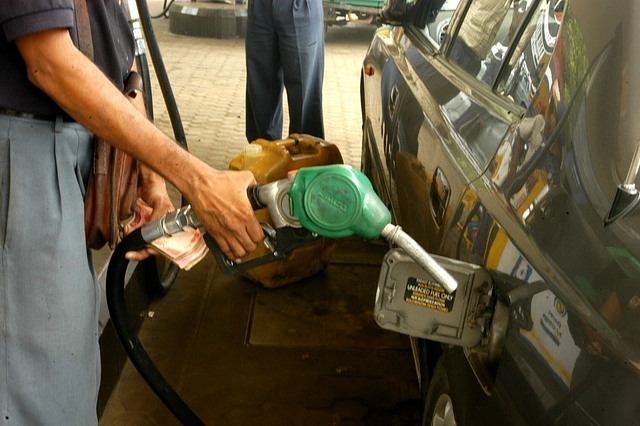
[229,134,343,288]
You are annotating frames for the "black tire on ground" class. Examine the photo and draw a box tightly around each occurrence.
[423,358,457,426]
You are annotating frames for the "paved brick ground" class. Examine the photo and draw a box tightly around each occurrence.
[145,10,375,171]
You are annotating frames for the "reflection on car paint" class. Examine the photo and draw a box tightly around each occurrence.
[361,0,640,423]
[522,290,581,389]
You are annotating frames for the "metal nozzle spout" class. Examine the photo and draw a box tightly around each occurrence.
[380,224,458,293]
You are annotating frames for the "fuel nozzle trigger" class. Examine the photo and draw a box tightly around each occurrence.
[205,174,321,275]
[260,223,277,252]
[206,226,320,275]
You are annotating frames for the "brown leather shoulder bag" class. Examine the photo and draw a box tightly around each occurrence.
[75,0,141,250]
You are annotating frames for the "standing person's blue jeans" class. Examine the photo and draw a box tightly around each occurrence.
[245,0,325,142]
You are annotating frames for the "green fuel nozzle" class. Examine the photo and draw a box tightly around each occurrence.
[288,165,391,240]
[288,165,458,292]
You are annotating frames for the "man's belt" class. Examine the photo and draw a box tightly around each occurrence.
[0,108,75,123]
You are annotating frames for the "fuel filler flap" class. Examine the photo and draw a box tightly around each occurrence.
[374,248,493,347]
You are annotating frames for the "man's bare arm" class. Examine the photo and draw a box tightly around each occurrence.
[15,28,263,262]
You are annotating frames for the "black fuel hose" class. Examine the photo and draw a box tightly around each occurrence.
[106,3,205,423]
[135,0,186,294]
[106,229,205,426]
[136,0,188,150]
[150,0,176,19]
[135,52,154,119]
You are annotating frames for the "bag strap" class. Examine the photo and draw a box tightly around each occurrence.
[73,1,142,97]
[74,0,94,61]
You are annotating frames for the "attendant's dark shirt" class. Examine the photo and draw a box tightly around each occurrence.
[0,0,135,116]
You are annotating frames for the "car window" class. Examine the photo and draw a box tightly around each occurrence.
[495,0,563,107]
[422,0,564,108]
[422,0,460,46]
[447,0,522,84]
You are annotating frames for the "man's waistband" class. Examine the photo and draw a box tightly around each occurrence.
[0,108,75,123]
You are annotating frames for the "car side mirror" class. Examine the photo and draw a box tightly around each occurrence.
[379,0,407,25]
[381,0,446,27]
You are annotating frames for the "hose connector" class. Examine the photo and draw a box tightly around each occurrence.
[140,205,202,243]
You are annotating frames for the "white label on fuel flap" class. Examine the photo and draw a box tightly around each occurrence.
[404,277,456,313]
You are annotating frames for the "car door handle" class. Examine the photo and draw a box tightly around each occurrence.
[430,167,450,226]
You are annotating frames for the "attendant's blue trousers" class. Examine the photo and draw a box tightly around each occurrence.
[245,0,325,142]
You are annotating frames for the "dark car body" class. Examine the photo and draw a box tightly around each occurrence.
[361,0,640,424]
